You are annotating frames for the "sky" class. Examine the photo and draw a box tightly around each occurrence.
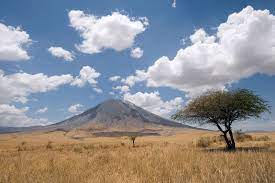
[0,0,275,131]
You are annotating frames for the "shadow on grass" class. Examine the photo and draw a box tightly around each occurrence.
[203,146,273,153]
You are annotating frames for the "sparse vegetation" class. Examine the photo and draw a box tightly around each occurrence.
[196,132,271,148]
[0,131,274,183]
[196,136,212,147]
[234,130,271,142]
[0,141,274,183]
[255,135,271,141]
[73,146,83,153]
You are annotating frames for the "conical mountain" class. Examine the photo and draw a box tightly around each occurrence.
[49,99,192,131]
[0,99,195,134]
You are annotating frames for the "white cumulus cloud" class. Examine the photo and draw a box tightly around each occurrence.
[130,47,144,59]
[0,69,74,104]
[113,85,130,94]
[36,107,48,114]
[123,91,183,117]
[109,75,121,82]
[48,46,74,61]
[68,104,83,114]
[71,66,101,88]
[172,0,176,8]
[68,10,148,54]
[93,87,103,93]
[0,23,31,61]
[0,66,102,126]
[0,104,50,127]
[0,66,101,105]
[121,70,147,87]
[124,6,275,97]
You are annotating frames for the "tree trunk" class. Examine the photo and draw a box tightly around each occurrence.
[222,132,233,150]
[216,123,235,150]
[228,129,236,150]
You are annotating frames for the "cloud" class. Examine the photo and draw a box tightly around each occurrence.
[0,66,102,126]
[0,104,50,127]
[0,69,74,104]
[71,66,101,88]
[0,23,31,61]
[48,46,74,61]
[121,70,147,87]
[36,107,48,114]
[93,87,103,93]
[0,65,101,105]
[172,0,176,8]
[68,104,83,114]
[109,75,121,82]
[130,47,144,59]
[125,6,275,97]
[113,85,130,94]
[68,10,148,54]
[123,91,183,117]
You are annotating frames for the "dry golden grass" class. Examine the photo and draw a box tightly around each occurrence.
[0,130,274,183]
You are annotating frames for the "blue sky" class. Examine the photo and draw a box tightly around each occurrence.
[0,0,274,131]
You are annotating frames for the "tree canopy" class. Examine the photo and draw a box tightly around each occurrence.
[172,89,270,150]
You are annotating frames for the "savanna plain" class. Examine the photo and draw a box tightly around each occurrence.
[0,130,274,183]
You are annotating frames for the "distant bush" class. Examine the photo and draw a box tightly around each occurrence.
[196,136,212,148]
[234,131,253,142]
[17,146,26,151]
[17,141,27,151]
[46,141,53,149]
[254,135,271,141]
[196,135,224,148]
[74,147,83,153]
[120,142,125,146]
[234,130,271,142]
[196,131,271,148]
[211,135,224,144]
[83,144,95,150]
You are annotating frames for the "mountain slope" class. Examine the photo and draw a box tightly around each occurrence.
[49,99,192,131]
[0,99,196,134]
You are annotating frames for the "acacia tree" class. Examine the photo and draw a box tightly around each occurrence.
[172,89,270,150]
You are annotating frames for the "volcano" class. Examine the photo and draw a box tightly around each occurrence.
[0,99,196,135]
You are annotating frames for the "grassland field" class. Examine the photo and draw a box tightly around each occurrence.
[0,130,274,183]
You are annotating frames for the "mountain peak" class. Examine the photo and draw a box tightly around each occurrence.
[51,98,191,131]
[0,99,195,134]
